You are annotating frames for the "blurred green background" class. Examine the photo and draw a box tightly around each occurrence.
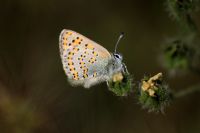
[0,0,200,133]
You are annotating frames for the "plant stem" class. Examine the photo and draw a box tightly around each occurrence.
[174,84,200,98]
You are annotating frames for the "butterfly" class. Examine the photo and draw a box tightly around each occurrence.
[59,29,128,88]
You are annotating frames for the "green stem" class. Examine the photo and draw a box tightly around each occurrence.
[174,84,200,98]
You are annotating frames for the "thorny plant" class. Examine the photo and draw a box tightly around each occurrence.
[109,0,200,113]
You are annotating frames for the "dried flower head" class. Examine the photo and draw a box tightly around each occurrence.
[112,72,124,82]
[165,0,199,32]
[138,73,172,113]
[163,40,194,71]
[107,71,133,96]
[141,73,163,97]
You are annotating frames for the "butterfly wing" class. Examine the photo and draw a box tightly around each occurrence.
[59,29,112,88]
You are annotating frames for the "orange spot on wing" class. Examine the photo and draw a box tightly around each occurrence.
[98,51,111,58]
[68,32,72,35]
[73,71,79,80]
[62,32,73,50]
[86,43,94,50]
[74,38,82,45]
[72,47,80,52]
[92,51,98,56]
[63,44,68,50]
[93,72,97,77]
[88,57,96,64]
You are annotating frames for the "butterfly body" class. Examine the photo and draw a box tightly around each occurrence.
[59,29,124,88]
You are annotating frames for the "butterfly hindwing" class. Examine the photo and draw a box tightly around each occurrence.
[59,29,112,88]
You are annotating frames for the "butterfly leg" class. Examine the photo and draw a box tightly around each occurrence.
[122,63,129,74]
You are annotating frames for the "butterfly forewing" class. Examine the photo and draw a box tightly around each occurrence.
[59,29,112,87]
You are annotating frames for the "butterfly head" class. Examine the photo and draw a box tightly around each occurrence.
[113,53,123,64]
[109,53,124,76]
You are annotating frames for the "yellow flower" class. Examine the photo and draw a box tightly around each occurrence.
[112,72,123,82]
[141,73,163,97]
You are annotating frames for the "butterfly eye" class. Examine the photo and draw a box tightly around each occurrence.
[115,54,120,58]
[114,54,121,59]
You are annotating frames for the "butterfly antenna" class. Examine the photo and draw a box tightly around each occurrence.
[114,32,124,54]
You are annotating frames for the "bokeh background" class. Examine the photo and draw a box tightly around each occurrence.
[0,0,200,133]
